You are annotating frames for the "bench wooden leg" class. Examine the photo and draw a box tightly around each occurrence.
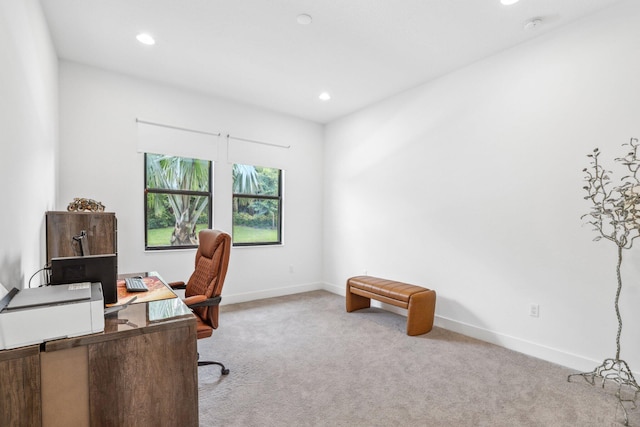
[346,286,371,312]
[406,290,436,336]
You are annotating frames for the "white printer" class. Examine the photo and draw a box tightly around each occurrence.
[0,282,105,350]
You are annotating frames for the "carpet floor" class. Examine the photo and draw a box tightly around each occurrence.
[196,290,639,427]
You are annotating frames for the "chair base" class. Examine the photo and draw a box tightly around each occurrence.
[198,360,230,375]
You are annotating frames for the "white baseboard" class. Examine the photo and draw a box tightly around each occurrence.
[320,281,621,375]
[224,281,637,376]
[322,281,345,296]
[432,315,606,374]
[222,281,324,305]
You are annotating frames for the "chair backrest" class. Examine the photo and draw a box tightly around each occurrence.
[185,229,231,329]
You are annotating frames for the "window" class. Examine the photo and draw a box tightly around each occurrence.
[145,153,212,250]
[232,164,282,246]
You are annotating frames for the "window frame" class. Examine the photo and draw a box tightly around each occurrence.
[144,153,213,251]
[232,167,283,247]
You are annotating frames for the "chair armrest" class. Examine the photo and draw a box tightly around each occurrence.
[169,281,186,290]
[185,295,222,309]
[183,295,206,306]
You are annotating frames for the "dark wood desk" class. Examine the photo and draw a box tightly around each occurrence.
[0,345,41,426]
[0,273,199,427]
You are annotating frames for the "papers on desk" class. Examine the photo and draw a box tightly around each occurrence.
[148,298,192,321]
[109,276,176,306]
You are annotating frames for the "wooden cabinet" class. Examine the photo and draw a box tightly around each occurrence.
[45,211,117,263]
[87,323,198,426]
[0,346,41,427]
[41,287,198,427]
[0,276,198,427]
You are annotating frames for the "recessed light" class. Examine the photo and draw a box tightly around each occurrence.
[136,33,155,45]
[500,0,520,5]
[297,14,312,25]
[319,92,331,101]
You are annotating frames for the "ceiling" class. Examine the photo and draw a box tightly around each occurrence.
[40,0,625,124]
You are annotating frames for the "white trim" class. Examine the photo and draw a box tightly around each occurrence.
[322,281,344,296]
[221,281,323,305]
[221,281,639,376]
[432,315,608,374]
[318,281,635,376]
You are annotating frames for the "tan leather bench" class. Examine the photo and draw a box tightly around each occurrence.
[346,276,436,336]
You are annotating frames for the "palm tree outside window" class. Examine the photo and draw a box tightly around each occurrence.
[232,163,282,246]
[145,153,212,249]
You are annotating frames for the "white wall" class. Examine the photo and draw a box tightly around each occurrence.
[58,62,324,302]
[0,0,57,290]
[10,0,640,376]
[324,0,640,373]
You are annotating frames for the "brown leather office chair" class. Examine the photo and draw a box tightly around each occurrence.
[170,229,231,375]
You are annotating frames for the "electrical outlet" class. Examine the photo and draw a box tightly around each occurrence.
[529,304,539,318]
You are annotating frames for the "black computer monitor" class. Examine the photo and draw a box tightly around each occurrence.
[49,254,117,304]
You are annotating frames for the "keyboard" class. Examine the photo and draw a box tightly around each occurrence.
[125,277,149,292]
